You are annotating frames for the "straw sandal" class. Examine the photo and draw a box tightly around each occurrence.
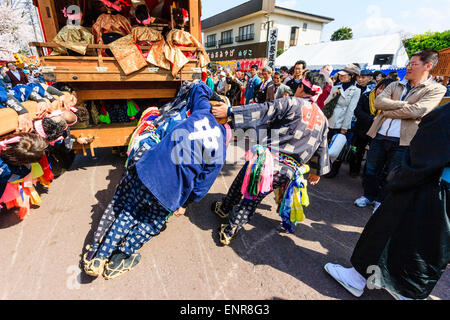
[83,250,108,277]
[211,201,228,219]
[219,224,236,246]
[103,253,141,280]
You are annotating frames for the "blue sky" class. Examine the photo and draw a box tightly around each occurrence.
[202,0,450,42]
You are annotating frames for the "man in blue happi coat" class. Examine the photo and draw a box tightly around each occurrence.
[83,82,230,280]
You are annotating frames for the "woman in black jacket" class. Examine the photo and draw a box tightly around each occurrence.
[349,79,396,177]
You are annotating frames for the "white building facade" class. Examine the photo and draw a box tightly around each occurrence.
[202,0,333,67]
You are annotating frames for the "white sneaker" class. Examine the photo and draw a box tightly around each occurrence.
[354,196,375,208]
[372,201,381,213]
[324,263,365,297]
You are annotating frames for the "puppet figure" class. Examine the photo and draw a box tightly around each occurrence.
[92,0,133,56]
[52,6,96,56]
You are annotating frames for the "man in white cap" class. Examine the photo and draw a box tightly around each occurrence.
[216,71,227,95]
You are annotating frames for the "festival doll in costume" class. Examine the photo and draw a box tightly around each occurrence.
[109,4,169,75]
[83,82,232,280]
[138,1,209,77]
[210,71,331,245]
[51,6,96,56]
[92,0,133,56]
[162,8,210,77]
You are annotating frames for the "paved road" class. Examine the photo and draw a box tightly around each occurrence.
[0,146,448,300]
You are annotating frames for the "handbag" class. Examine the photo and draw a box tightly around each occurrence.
[328,133,347,162]
[322,91,341,119]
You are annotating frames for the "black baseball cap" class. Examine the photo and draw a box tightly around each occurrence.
[360,69,373,76]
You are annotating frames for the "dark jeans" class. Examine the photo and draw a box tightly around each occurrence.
[349,133,372,175]
[362,134,409,202]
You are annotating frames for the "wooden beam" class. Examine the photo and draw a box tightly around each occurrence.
[46,72,178,82]
[70,124,137,149]
[30,42,198,51]
[189,0,201,42]
[41,56,197,62]
[36,0,58,41]
[77,88,177,100]
[72,82,179,90]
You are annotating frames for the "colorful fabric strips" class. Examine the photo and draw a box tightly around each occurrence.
[241,145,274,200]
[126,100,141,120]
[0,155,53,219]
[277,153,310,233]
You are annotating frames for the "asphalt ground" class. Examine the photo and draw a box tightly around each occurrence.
[0,145,448,300]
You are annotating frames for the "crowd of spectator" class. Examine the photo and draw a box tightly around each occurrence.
[1,62,44,89]
[204,49,449,300]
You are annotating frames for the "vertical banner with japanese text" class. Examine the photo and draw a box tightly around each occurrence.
[267,29,278,68]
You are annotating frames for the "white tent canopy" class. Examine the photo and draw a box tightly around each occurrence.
[275,33,409,70]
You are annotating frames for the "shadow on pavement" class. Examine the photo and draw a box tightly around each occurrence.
[0,207,22,229]
[304,163,374,229]
[73,149,126,284]
[188,193,392,300]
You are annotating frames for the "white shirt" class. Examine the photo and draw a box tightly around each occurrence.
[260,77,272,90]
[10,70,21,81]
[378,118,402,138]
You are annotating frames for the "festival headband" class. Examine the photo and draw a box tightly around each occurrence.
[49,137,64,146]
[62,8,83,21]
[46,110,64,118]
[0,137,21,152]
[35,113,66,146]
[136,11,154,25]
[301,78,323,102]
[34,119,47,139]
